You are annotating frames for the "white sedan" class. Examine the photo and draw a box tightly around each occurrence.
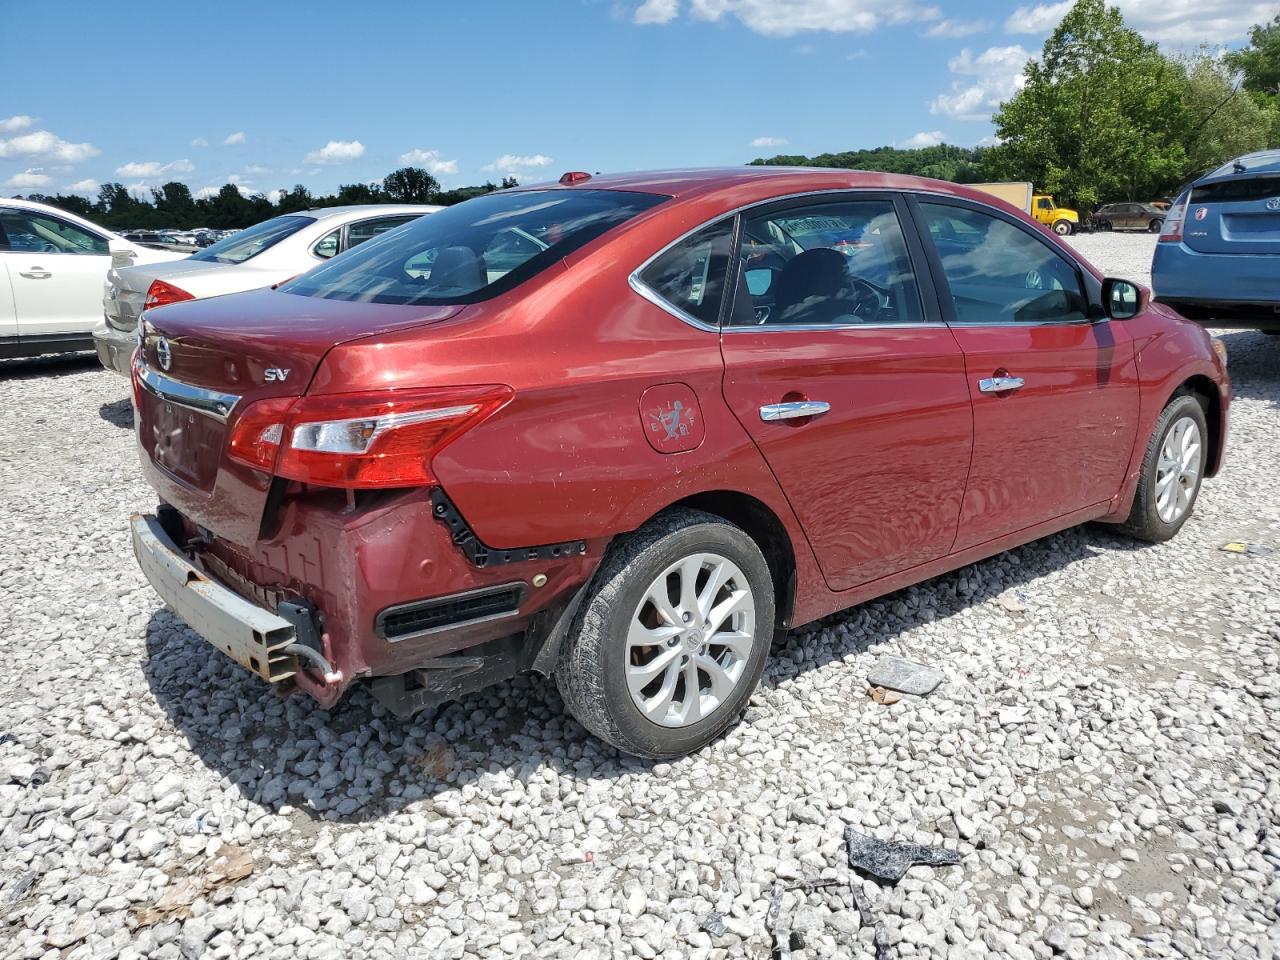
[0,198,184,361]
[95,204,439,376]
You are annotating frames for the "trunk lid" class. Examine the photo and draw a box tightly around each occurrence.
[1183,174,1280,256]
[136,288,464,546]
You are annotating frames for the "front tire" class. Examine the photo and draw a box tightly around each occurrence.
[1119,394,1208,543]
[556,509,774,759]
[1053,219,1073,236]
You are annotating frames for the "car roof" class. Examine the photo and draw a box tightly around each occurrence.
[507,166,997,205]
[301,204,442,220]
[1199,149,1280,184]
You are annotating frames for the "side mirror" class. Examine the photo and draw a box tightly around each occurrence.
[108,239,137,268]
[1102,277,1144,320]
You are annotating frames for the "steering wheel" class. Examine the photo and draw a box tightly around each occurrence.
[847,276,885,322]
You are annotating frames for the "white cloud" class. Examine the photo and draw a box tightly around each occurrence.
[191,137,209,147]
[194,186,221,200]
[751,136,789,147]
[641,0,940,37]
[305,139,365,164]
[66,178,99,193]
[243,164,272,176]
[266,189,284,204]
[223,131,246,145]
[3,169,51,189]
[1003,2,1071,34]
[0,129,99,164]
[930,45,1032,122]
[482,153,554,174]
[1005,0,1270,44]
[398,148,460,176]
[899,130,946,148]
[634,0,679,24]
[115,159,195,178]
[0,115,35,133]
[925,18,990,38]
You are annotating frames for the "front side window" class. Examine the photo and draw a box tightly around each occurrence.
[919,202,1087,325]
[284,189,666,306]
[190,215,315,265]
[346,214,419,249]
[637,218,734,327]
[0,209,107,255]
[733,199,922,326]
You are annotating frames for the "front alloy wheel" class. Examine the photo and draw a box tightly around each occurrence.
[1053,219,1073,235]
[1120,393,1208,542]
[556,509,774,759]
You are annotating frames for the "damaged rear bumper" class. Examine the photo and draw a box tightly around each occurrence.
[130,513,339,685]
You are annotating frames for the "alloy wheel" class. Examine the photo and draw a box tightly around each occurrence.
[625,552,756,728]
[1155,416,1202,524]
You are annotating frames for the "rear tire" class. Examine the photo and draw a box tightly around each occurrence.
[1148,219,1164,233]
[1119,394,1208,543]
[1053,219,1073,236]
[556,509,774,759]
[1100,220,1113,232]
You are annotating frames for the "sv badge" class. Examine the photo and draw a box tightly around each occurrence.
[264,368,291,382]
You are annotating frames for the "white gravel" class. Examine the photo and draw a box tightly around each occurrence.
[2,233,1279,960]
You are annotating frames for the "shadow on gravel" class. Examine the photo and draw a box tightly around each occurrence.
[0,352,100,380]
[1216,330,1280,409]
[98,398,134,429]
[140,522,1150,825]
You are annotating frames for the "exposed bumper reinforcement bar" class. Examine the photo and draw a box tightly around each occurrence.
[130,513,339,683]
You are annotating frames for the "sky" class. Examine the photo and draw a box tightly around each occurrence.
[1,0,1273,202]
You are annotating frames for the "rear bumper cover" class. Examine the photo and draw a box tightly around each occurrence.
[93,321,136,377]
[1153,244,1280,327]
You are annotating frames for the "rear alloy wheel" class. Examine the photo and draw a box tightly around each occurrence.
[1053,219,1073,236]
[556,509,774,759]
[1148,219,1164,233]
[1119,394,1208,542]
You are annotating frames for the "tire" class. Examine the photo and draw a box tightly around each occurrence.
[1100,220,1113,232]
[556,508,774,759]
[1148,219,1164,233]
[1119,394,1208,543]
[1053,219,1073,236]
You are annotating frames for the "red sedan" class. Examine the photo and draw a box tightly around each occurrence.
[129,167,1229,758]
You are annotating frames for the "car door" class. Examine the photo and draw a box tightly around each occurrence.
[0,206,111,337]
[717,194,974,592]
[910,196,1139,551]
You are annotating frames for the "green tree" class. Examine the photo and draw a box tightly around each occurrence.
[332,182,386,205]
[152,181,197,229]
[274,184,315,214]
[749,143,990,183]
[382,166,440,203]
[990,0,1188,207]
[1178,55,1272,177]
[1226,15,1280,96]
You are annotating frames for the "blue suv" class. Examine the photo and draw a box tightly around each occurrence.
[1153,149,1280,332]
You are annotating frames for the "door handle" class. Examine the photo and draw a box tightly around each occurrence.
[19,267,52,279]
[978,375,1025,393]
[759,400,831,421]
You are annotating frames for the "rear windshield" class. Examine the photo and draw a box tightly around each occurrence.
[281,189,667,305]
[189,215,314,265]
[1191,175,1280,205]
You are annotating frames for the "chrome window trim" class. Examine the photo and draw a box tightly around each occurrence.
[133,354,240,421]
[628,186,995,334]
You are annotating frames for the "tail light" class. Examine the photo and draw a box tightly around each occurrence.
[226,386,512,488]
[1159,193,1189,244]
[145,279,195,309]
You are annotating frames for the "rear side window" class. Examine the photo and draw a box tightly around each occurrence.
[1191,176,1280,204]
[346,214,419,248]
[190,215,315,265]
[637,219,734,327]
[919,202,1087,325]
[283,189,667,306]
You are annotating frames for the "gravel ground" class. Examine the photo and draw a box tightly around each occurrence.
[2,233,1279,960]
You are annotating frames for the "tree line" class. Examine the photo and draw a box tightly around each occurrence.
[751,1,1279,209]
[17,170,520,232]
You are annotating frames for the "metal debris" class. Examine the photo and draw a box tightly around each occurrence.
[844,826,962,882]
[866,655,944,697]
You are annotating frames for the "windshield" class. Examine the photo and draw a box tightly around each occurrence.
[189,215,314,265]
[281,189,667,305]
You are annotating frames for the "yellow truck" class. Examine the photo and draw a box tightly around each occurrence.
[969,182,1080,235]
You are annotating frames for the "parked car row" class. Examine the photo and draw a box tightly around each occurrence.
[126,166,1230,758]
[0,196,437,364]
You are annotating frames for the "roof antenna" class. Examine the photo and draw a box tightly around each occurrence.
[1233,160,1247,174]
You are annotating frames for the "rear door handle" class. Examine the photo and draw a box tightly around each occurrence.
[19,267,52,279]
[978,376,1025,394]
[759,400,831,421]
